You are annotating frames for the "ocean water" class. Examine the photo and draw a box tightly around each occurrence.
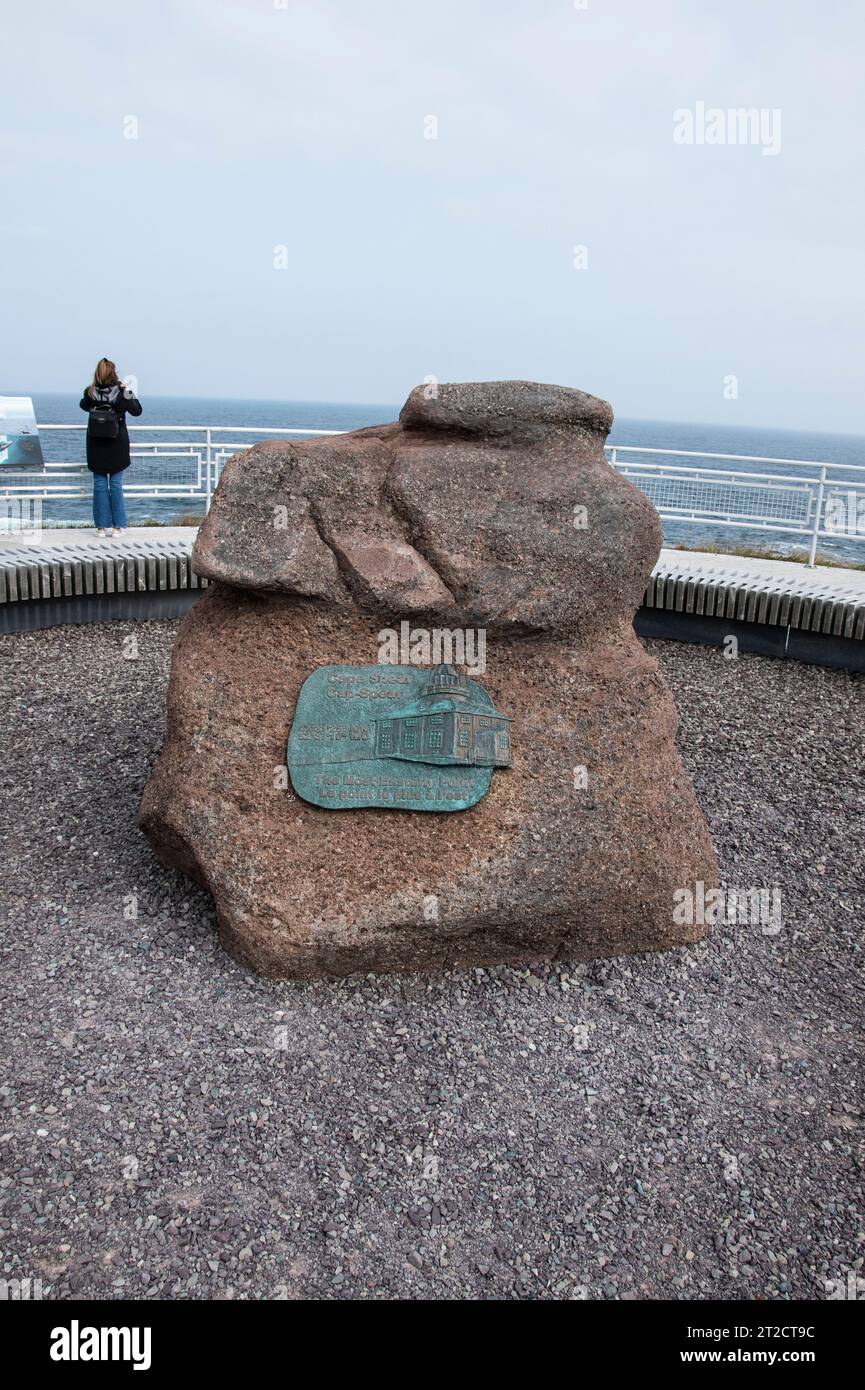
[23,393,865,563]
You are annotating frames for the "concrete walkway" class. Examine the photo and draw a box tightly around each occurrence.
[656,547,865,598]
[0,525,197,550]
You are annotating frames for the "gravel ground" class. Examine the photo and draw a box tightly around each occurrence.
[0,619,862,1301]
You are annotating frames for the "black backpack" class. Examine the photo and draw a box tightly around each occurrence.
[89,386,121,440]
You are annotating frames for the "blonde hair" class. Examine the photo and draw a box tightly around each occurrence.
[92,358,120,391]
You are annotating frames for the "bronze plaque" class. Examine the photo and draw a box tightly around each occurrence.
[287,663,512,811]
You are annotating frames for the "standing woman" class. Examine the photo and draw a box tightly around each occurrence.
[79,358,143,536]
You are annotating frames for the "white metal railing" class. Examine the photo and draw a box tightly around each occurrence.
[0,425,341,510]
[608,446,865,567]
[1,426,864,567]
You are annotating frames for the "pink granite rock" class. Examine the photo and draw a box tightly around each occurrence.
[139,382,719,979]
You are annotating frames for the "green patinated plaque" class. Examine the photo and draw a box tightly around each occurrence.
[287,663,512,811]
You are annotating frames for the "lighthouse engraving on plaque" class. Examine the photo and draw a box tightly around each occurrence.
[286,663,512,811]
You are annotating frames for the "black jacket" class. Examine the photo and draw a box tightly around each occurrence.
[79,385,143,474]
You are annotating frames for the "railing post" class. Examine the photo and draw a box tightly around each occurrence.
[205,428,212,513]
[808,465,826,567]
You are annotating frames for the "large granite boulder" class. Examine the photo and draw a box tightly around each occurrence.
[139,382,718,979]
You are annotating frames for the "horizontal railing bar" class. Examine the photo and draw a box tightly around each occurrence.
[609,445,865,471]
[657,509,810,525]
[620,471,816,490]
[651,518,820,535]
[617,466,863,486]
[27,462,861,489]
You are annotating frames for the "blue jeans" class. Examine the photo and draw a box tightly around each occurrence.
[92,471,127,530]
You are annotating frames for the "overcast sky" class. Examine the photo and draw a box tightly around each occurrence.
[2,0,863,429]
